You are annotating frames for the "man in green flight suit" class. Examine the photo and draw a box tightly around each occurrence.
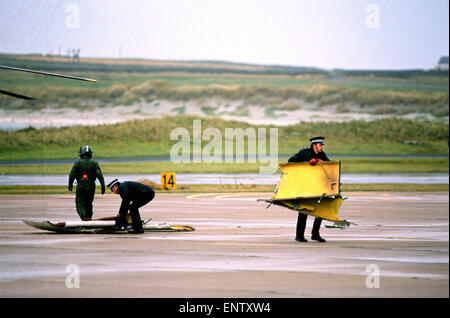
[68,145,105,220]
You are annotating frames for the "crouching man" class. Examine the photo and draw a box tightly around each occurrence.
[107,179,155,234]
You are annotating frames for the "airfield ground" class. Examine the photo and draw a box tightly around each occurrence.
[0,192,448,298]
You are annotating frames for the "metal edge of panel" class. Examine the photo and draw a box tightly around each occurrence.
[261,194,341,203]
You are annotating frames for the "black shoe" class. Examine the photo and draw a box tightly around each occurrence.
[128,228,144,234]
[295,236,308,242]
[311,234,326,243]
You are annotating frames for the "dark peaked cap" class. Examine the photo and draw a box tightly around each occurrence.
[107,179,120,191]
[310,136,325,145]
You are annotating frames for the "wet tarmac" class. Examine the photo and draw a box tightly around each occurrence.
[0,192,448,297]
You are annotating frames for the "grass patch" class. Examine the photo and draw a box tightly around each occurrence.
[340,183,449,192]
[372,104,397,115]
[0,185,71,194]
[264,107,286,118]
[1,116,447,160]
[335,103,351,113]
[171,106,186,114]
[278,101,302,111]
[229,105,250,117]
[201,106,219,116]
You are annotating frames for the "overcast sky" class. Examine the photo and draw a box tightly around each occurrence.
[0,0,448,69]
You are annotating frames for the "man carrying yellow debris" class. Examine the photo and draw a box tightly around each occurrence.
[288,136,329,243]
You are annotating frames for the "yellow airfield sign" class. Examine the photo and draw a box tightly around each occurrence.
[161,172,176,190]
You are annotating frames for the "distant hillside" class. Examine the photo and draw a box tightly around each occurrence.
[0,54,325,76]
[1,53,448,78]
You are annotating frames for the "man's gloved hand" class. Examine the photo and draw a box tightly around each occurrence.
[309,158,323,166]
[101,185,105,195]
[309,158,318,166]
[68,184,73,192]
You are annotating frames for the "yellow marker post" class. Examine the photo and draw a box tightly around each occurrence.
[161,172,176,190]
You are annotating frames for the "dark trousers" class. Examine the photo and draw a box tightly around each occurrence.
[127,190,155,230]
[296,213,322,238]
[75,187,95,220]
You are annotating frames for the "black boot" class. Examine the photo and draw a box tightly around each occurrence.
[128,228,144,234]
[311,234,326,243]
[295,213,308,242]
[114,216,128,231]
[311,217,325,242]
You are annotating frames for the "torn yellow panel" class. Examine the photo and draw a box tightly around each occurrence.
[277,197,344,222]
[273,161,340,200]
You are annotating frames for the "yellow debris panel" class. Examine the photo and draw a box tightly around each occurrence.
[273,161,340,200]
[259,160,352,228]
[277,197,344,222]
[170,225,196,231]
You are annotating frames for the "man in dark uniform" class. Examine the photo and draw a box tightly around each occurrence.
[107,179,155,234]
[288,136,329,243]
[68,145,105,220]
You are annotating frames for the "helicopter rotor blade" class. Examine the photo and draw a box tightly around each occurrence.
[0,89,35,100]
[0,65,97,82]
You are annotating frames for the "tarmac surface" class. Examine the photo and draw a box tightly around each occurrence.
[0,191,448,298]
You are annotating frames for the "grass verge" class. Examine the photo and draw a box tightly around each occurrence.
[1,116,449,161]
[0,116,448,160]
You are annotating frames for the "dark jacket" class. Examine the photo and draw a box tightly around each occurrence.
[117,181,155,216]
[288,147,330,163]
[69,158,105,190]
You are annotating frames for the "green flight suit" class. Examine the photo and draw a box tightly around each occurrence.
[68,157,105,219]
